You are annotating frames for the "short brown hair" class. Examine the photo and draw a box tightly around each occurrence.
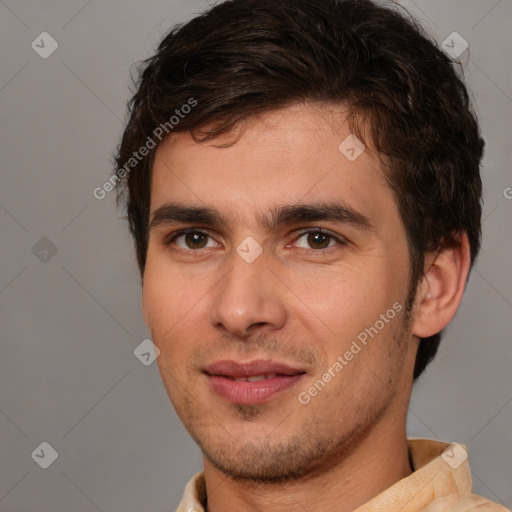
[115,0,484,380]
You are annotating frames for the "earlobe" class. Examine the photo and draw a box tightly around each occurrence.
[411,233,471,339]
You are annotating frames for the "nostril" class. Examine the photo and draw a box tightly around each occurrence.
[248,322,268,330]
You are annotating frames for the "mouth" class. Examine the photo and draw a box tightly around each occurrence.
[204,359,306,405]
[227,373,278,382]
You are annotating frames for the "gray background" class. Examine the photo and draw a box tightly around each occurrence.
[0,0,510,510]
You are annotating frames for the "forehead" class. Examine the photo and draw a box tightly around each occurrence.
[149,104,392,224]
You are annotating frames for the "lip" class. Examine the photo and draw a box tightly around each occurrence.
[204,359,306,405]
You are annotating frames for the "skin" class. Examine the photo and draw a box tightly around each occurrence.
[142,103,470,512]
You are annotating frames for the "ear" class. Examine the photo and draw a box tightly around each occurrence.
[412,232,471,338]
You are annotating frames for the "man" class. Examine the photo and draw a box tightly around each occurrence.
[114,0,508,510]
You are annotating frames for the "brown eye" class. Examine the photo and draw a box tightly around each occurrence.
[307,231,331,249]
[170,230,216,250]
[294,230,342,250]
[184,232,209,249]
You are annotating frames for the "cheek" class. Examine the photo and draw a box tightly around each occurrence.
[142,260,207,347]
[289,261,394,337]
[143,280,209,382]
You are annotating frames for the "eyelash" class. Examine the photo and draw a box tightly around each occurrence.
[292,228,347,250]
[164,228,217,251]
[164,228,347,252]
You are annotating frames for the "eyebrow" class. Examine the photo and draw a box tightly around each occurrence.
[264,203,374,232]
[149,203,227,231]
[149,201,374,233]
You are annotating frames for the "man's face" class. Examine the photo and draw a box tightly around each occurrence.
[143,104,417,481]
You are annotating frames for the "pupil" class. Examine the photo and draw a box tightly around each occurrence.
[186,232,207,248]
[308,232,329,249]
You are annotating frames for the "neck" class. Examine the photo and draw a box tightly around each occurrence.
[203,414,412,512]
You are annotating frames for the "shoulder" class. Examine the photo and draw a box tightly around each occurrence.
[420,493,510,512]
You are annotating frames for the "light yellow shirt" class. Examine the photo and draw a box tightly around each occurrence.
[176,439,509,511]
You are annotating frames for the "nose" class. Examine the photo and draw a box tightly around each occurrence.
[209,253,287,339]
